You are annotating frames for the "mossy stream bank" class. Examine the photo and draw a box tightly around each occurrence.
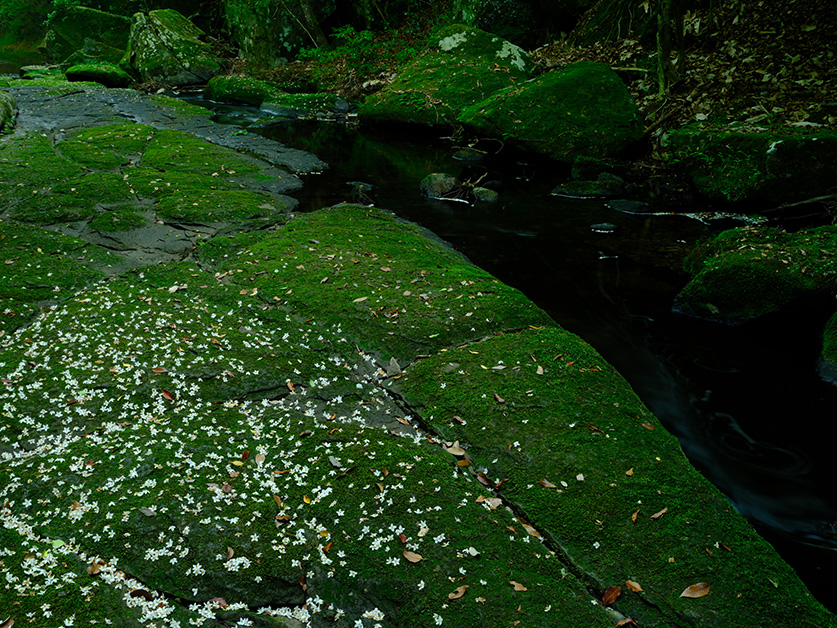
[0,85,835,627]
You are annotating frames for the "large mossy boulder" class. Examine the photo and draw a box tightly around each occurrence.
[0,90,14,132]
[674,226,837,324]
[459,60,643,163]
[223,0,336,68]
[43,6,131,64]
[360,24,534,128]
[121,9,222,86]
[664,127,837,204]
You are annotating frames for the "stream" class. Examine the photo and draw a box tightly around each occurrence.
[187,98,837,609]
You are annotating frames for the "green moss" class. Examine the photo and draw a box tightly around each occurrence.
[156,189,292,226]
[0,90,14,132]
[205,75,285,107]
[198,205,552,364]
[148,93,214,119]
[360,24,533,127]
[0,221,120,332]
[676,225,837,322]
[44,5,131,63]
[65,62,133,88]
[90,207,147,232]
[394,326,835,627]
[459,60,643,163]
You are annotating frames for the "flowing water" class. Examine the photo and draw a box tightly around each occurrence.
[187,99,837,608]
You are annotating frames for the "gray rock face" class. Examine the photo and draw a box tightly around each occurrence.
[121,9,222,86]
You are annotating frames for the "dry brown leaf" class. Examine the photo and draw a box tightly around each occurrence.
[625,580,643,592]
[602,585,622,606]
[625,468,634,476]
[642,423,656,430]
[539,478,557,488]
[376,482,384,493]
[509,581,528,591]
[680,582,710,598]
[303,495,311,504]
[353,296,368,303]
[226,546,234,559]
[161,390,174,401]
[403,550,423,563]
[631,509,639,523]
[129,589,153,601]
[323,541,334,552]
[208,597,228,609]
[273,494,283,508]
[448,585,469,600]
[446,445,466,456]
[418,526,430,537]
[0,618,13,628]
[616,619,637,626]
[86,560,104,576]
[151,367,167,374]
[241,450,250,461]
[255,453,265,466]
[399,533,407,544]
[650,507,669,520]
[493,393,505,403]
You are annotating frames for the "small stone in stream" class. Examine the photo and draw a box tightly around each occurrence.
[473,187,499,203]
[453,147,486,163]
[591,223,617,233]
[607,199,651,214]
[420,173,460,199]
[387,357,401,377]
[350,182,375,206]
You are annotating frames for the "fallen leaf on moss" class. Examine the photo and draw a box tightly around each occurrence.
[539,478,557,488]
[208,597,228,609]
[509,581,528,591]
[226,547,234,559]
[130,589,153,601]
[151,366,167,374]
[650,507,668,520]
[273,495,283,508]
[0,617,13,628]
[642,423,655,430]
[602,585,621,605]
[494,393,505,403]
[631,510,639,523]
[681,582,710,598]
[255,453,265,466]
[161,390,174,401]
[625,468,634,476]
[403,550,423,563]
[625,580,643,592]
[616,619,637,626]
[449,585,469,599]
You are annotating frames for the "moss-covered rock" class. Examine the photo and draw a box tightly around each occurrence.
[459,60,643,163]
[0,123,298,266]
[43,5,131,64]
[205,75,286,106]
[65,62,133,88]
[664,126,837,204]
[121,9,222,86]
[0,89,14,132]
[198,204,552,364]
[674,226,837,323]
[222,0,336,68]
[0,220,123,334]
[360,24,534,128]
[394,326,835,628]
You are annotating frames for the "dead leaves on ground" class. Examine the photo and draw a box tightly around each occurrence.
[403,550,423,563]
[448,584,469,599]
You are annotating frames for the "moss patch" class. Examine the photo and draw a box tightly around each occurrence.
[360,24,533,127]
[675,225,837,323]
[198,204,552,364]
[0,90,14,132]
[65,62,133,88]
[394,326,835,627]
[459,61,643,163]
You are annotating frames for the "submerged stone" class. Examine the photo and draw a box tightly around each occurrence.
[460,60,643,163]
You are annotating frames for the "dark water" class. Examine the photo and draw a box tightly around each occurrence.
[0,50,41,75]
[165,97,837,609]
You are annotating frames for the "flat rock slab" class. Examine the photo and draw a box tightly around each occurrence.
[4,84,325,174]
[0,204,833,627]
